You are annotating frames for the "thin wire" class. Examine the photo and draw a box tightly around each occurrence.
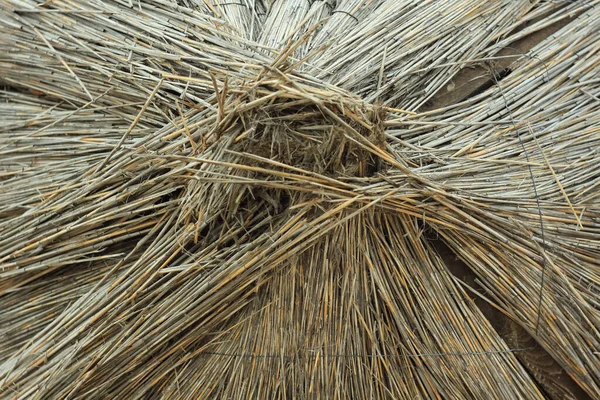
[198,347,535,360]
[216,2,248,7]
[490,62,548,337]
[331,10,359,23]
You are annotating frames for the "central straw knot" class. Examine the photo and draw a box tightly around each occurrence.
[212,68,388,178]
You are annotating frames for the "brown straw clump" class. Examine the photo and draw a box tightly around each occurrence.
[1,0,600,399]
[209,69,387,177]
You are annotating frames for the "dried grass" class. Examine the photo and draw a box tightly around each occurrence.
[1,0,599,398]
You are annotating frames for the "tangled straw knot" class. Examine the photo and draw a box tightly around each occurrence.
[210,68,388,178]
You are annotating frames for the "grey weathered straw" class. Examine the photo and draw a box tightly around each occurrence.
[1,0,599,398]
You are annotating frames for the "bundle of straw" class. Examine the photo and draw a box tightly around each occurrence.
[1,0,599,398]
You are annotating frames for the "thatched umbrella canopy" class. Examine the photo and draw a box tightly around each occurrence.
[1,0,599,398]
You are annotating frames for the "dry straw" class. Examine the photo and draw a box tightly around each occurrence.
[1,0,599,398]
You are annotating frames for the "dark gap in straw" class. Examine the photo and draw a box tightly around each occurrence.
[468,67,512,98]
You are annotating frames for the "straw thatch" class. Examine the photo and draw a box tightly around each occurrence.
[1,0,599,398]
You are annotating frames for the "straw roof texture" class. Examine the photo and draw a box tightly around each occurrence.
[1,0,599,398]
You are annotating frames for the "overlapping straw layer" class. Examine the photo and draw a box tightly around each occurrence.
[1,0,599,398]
